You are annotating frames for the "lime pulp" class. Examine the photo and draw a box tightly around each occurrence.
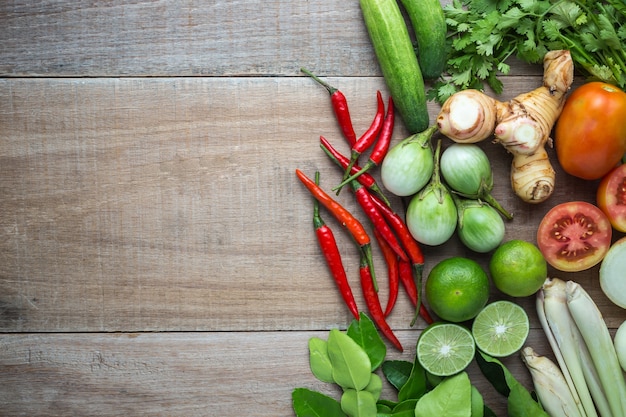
[416,323,475,377]
[471,301,529,357]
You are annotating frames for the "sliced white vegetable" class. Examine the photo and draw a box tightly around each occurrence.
[599,236,626,309]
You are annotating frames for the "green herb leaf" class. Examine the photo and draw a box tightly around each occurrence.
[376,399,396,413]
[308,337,334,383]
[414,372,472,417]
[347,313,386,371]
[292,388,346,417]
[432,0,626,103]
[476,351,549,417]
[393,399,419,413]
[340,389,377,417]
[382,360,413,391]
[364,373,382,401]
[470,385,484,417]
[398,356,427,402]
[328,329,372,391]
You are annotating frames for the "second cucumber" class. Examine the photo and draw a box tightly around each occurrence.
[360,0,429,134]
[399,0,447,80]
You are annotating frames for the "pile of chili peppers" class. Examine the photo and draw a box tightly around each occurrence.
[296,69,434,352]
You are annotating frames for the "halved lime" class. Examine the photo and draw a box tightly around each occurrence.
[471,300,529,357]
[416,322,475,377]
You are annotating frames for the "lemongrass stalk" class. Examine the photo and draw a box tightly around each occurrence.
[543,278,596,417]
[577,342,614,417]
[522,346,585,417]
[540,279,612,417]
[566,281,626,417]
[537,283,586,415]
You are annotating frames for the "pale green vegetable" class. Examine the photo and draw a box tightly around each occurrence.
[454,197,505,253]
[406,140,457,246]
[521,346,584,417]
[599,236,626,309]
[540,278,598,417]
[439,143,512,220]
[380,126,436,197]
[327,329,372,391]
[615,320,626,373]
[537,281,612,417]
[566,281,626,417]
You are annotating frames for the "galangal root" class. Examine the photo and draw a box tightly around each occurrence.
[436,50,574,204]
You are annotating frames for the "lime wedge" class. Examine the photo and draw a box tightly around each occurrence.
[416,322,475,376]
[471,300,529,358]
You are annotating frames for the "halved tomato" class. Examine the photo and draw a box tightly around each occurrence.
[537,201,612,272]
[597,164,626,233]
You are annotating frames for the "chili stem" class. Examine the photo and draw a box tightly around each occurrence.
[300,67,358,147]
[334,95,395,192]
[319,135,391,205]
[339,91,385,188]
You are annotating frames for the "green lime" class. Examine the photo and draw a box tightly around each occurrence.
[416,322,476,377]
[472,300,529,357]
[425,257,490,322]
[490,240,547,297]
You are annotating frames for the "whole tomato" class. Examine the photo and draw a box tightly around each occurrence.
[555,82,626,180]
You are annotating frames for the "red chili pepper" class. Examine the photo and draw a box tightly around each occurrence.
[312,173,360,320]
[398,259,433,326]
[295,168,377,288]
[351,180,409,263]
[373,228,399,317]
[334,96,395,192]
[359,252,403,352]
[370,193,424,267]
[301,68,357,147]
[319,135,391,206]
[339,91,385,186]
[370,193,431,325]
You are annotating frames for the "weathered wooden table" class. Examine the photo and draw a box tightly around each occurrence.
[1,1,624,416]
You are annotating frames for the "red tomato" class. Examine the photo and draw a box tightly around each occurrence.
[537,201,612,272]
[597,164,626,232]
[555,82,626,180]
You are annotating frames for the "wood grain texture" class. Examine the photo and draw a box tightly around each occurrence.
[3,76,622,334]
[1,0,625,415]
[0,0,541,77]
[0,331,552,416]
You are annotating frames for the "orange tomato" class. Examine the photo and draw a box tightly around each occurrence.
[555,82,626,180]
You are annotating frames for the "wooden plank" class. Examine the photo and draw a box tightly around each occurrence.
[1,76,624,333]
[0,0,540,77]
[0,330,552,416]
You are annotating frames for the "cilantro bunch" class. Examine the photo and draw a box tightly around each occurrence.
[430,0,626,104]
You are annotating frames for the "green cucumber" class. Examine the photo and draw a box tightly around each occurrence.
[399,0,447,79]
[360,0,429,134]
